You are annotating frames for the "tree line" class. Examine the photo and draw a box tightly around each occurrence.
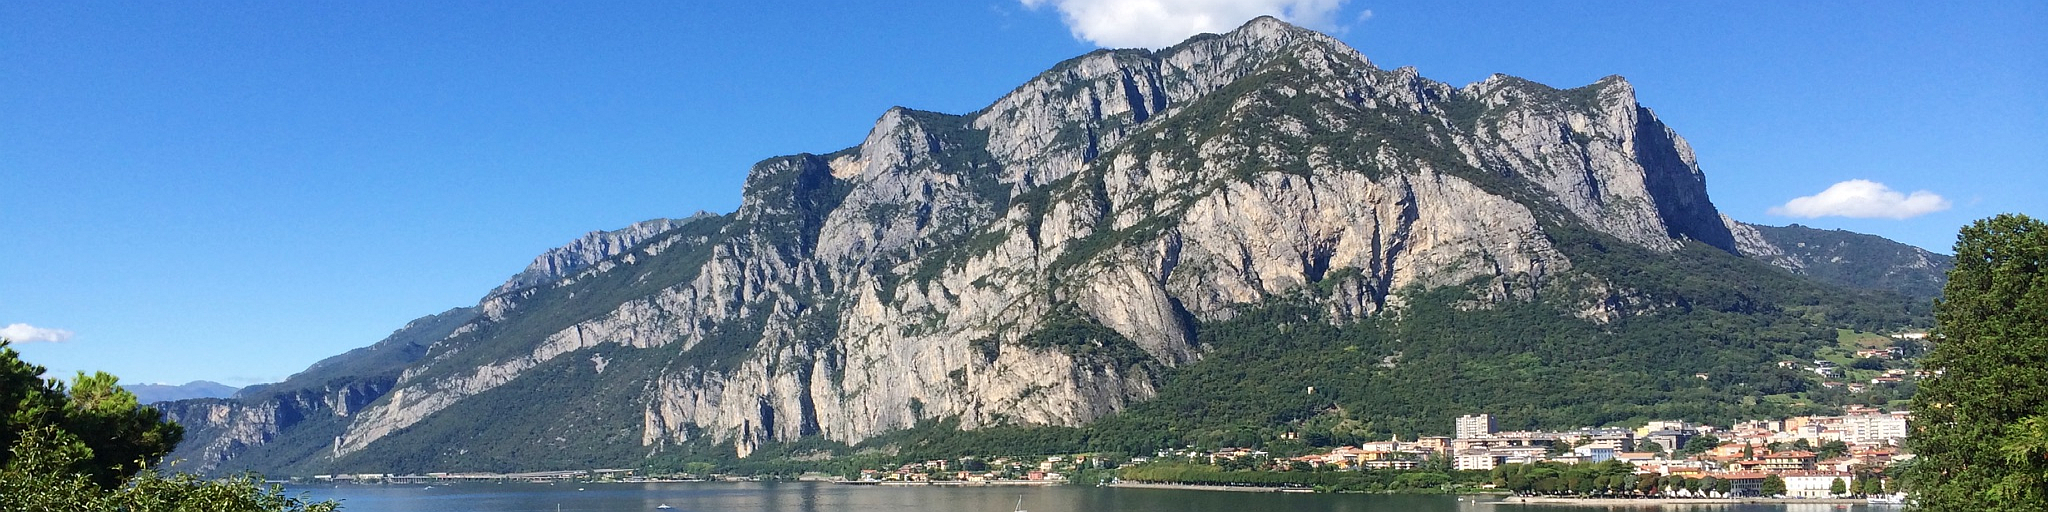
[1,340,335,511]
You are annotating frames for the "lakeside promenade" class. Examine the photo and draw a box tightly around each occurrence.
[1108,483,1887,505]
[1503,496,1876,506]
[1108,481,1313,493]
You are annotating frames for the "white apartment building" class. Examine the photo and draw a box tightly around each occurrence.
[1456,414,1496,439]
[1840,412,1909,445]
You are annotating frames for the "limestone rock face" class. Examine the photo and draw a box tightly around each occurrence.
[167,17,1837,473]
[1726,215,1798,269]
[1461,75,1734,252]
[158,378,392,473]
[489,216,707,299]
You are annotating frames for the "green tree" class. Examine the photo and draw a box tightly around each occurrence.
[1638,440,1665,455]
[1714,477,1733,496]
[56,371,185,488]
[4,340,183,487]
[1762,474,1786,497]
[1815,439,1848,460]
[1633,471,1659,495]
[1,425,336,512]
[1830,477,1847,496]
[1679,434,1721,456]
[1905,214,2048,511]
[0,339,331,510]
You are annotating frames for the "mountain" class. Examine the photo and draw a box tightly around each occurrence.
[124,381,240,404]
[487,215,715,299]
[159,17,1937,475]
[1725,219,1953,301]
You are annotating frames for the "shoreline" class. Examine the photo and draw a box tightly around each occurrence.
[1500,496,1878,506]
[848,480,1064,487]
[1107,482,1314,493]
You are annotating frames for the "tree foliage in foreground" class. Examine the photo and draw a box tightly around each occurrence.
[1,339,336,511]
[1905,214,2048,511]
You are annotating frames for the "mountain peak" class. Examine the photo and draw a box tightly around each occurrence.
[157,19,1933,475]
[1236,15,1297,34]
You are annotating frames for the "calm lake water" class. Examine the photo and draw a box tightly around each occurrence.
[289,482,1899,512]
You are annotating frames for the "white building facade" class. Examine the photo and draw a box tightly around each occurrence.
[1456,414,1496,439]
[1840,413,1908,445]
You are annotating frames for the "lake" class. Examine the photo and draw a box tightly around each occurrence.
[290,482,1899,512]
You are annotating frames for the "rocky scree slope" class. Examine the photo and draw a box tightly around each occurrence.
[161,17,1931,474]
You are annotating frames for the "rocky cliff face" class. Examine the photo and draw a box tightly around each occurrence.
[158,306,475,472]
[487,216,708,299]
[165,17,1915,474]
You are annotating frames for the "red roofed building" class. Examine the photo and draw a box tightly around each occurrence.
[1709,471,1769,497]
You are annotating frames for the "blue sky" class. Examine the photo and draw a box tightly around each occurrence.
[3,1,2042,387]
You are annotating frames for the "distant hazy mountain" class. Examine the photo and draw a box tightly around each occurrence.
[125,381,240,404]
[160,16,1942,476]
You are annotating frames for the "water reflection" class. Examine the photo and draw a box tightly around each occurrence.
[290,482,1891,512]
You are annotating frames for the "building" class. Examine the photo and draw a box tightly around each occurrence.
[1734,419,1784,432]
[1362,458,1420,470]
[1711,472,1768,497]
[1705,442,1752,461]
[1570,446,1615,462]
[1781,471,1854,498]
[1644,429,1697,453]
[1760,451,1817,471]
[1560,428,1635,451]
[1456,414,1496,439]
[1412,436,1452,455]
[1640,420,1695,434]
[1453,450,1501,471]
[1840,412,1909,446]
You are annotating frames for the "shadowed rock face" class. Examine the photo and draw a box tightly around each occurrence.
[166,17,1905,474]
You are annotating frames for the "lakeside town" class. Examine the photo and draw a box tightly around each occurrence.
[1151,408,1911,499]
[307,340,1928,501]
[308,406,1912,500]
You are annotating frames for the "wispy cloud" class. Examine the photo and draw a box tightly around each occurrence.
[1,323,75,343]
[1021,0,1348,48]
[1769,179,1951,220]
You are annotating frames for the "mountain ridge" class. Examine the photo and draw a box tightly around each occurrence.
[159,17,1938,475]
[124,381,240,404]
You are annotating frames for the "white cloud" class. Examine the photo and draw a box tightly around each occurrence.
[1022,0,1348,48]
[1768,179,1952,220]
[1,323,75,343]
